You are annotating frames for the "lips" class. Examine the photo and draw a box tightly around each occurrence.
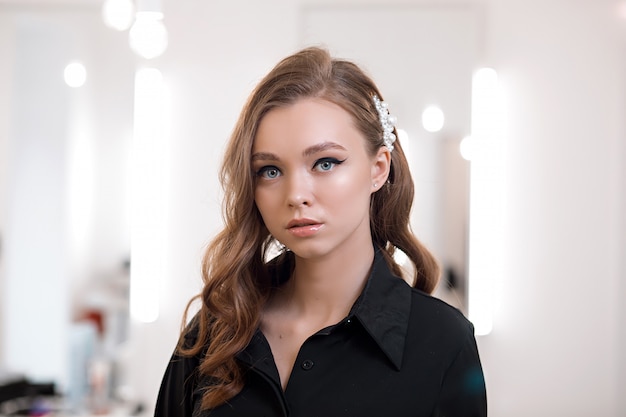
[286,218,323,237]
[287,218,320,229]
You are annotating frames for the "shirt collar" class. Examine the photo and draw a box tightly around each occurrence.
[237,248,413,373]
[348,248,412,370]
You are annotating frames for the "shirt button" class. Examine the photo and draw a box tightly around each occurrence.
[301,359,314,370]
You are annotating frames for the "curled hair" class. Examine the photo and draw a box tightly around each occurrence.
[178,46,440,410]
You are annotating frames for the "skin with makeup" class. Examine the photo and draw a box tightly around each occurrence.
[155,47,487,417]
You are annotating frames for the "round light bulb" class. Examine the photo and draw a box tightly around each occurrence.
[421,105,445,133]
[102,0,135,31]
[396,128,409,144]
[459,135,473,161]
[64,62,87,88]
[129,12,169,59]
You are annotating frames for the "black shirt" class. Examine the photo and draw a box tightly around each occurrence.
[155,251,487,416]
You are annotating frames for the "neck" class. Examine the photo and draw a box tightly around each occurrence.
[285,242,375,322]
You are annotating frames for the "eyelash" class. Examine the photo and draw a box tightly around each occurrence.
[256,166,281,179]
[255,157,346,179]
[313,157,345,172]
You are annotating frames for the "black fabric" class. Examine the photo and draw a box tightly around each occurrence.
[155,251,487,417]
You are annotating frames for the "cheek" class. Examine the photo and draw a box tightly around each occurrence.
[330,168,372,196]
[254,189,267,210]
[320,170,372,209]
[254,188,278,222]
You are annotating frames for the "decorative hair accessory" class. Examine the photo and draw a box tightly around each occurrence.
[373,95,397,152]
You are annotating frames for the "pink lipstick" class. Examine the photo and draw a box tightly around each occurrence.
[287,218,323,238]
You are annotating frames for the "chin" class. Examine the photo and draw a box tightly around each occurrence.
[286,241,334,260]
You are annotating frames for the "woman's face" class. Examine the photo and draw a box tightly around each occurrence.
[252,97,390,260]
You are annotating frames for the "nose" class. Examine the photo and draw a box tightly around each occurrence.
[285,171,313,208]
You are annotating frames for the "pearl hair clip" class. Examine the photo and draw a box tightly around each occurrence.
[373,95,397,152]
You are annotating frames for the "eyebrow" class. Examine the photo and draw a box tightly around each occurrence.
[251,152,279,162]
[251,141,347,162]
[303,141,347,157]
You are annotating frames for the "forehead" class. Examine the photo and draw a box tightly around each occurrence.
[253,98,365,152]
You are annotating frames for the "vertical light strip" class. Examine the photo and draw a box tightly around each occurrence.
[468,68,504,336]
[130,67,168,323]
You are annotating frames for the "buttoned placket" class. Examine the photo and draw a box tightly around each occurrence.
[236,331,289,416]
[237,318,354,416]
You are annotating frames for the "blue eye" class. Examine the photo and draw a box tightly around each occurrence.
[314,157,344,172]
[257,166,281,179]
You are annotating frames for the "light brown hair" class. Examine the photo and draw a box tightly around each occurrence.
[178,46,440,410]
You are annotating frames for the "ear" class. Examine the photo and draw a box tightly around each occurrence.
[371,146,391,193]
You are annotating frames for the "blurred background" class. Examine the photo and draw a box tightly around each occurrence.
[0,0,624,416]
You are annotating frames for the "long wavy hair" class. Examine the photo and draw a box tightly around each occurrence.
[178,46,440,410]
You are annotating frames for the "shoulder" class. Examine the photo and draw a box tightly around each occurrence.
[405,291,487,415]
[181,313,201,348]
[155,315,204,417]
[407,287,475,346]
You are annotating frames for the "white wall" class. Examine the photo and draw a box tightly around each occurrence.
[3,9,75,386]
[0,10,13,368]
[478,1,625,415]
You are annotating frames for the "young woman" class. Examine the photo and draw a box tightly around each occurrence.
[155,47,487,417]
